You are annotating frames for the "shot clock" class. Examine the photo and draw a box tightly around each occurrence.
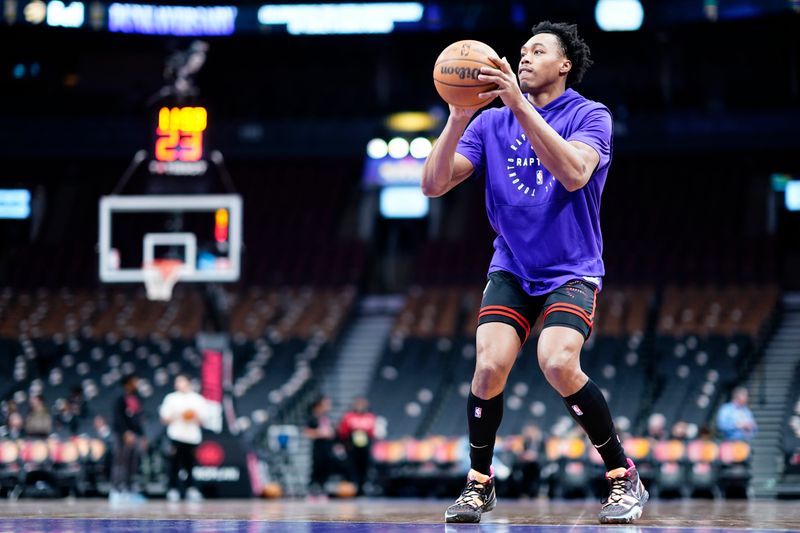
[148,106,209,176]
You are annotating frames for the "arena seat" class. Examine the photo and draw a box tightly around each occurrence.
[543,437,591,498]
[652,439,687,498]
[623,437,652,463]
[404,437,439,464]
[717,440,751,497]
[19,439,49,468]
[0,440,21,496]
[622,437,656,489]
[47,438,82,496]
[687,439,720,497]
[372,440,406,465]
[16,439,59,497]
[433,437,463,466]
[0,435,111,497]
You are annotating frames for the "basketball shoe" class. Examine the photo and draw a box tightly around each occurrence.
[598,458,649,524]
[444,468,496,523]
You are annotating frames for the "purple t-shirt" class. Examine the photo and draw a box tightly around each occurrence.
[456,88,612,296]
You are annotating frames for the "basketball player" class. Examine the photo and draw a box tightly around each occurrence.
[110,374,146,503]
[422,22,648,523]
[159,374,209,502]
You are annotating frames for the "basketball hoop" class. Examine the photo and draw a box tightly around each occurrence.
[144,259,185,301]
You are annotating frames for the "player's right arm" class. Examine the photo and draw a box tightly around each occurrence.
[421,105,476,197]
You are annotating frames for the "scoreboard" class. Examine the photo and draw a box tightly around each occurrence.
[148,106,209,176]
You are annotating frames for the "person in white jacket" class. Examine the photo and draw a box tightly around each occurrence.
[159,374,209,502]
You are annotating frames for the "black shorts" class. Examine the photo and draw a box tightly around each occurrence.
[477,270,598,344]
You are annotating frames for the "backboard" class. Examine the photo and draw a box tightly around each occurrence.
[98,194,242,283]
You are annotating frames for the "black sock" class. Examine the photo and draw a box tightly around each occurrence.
[562,379,627,471]
[467,391,503,476]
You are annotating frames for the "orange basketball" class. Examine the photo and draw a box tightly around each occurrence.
[182,409,197,421]
[262,482,283,499]
[334,481,358,498]
[433,40,499,109]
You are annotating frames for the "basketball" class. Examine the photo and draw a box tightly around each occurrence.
[262,482,283,499]
[182,409,197,421]
[334,481,358,498]
[433,40,499,108]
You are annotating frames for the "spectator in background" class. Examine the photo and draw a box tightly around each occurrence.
[110,374,147,503]
[159,374,208,502]
[669,420,698,440]
[305,395,336,499]
[338,397,377,495]
[93,415,113,444]
[716,386,757,441]
[0,412,24,439]
[646,413,668,441]
[68,386,90,424]
[697,426,714,441]
[24,395,52,438]
[54,397,79,435]
[0,399,19,427]
[92,415,114,484]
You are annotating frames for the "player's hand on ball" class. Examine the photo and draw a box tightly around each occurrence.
[478,56,525,109]
[448,103,478,121]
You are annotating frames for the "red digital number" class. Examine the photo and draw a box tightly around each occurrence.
[179,132,203,162]
[155,128,180,162]
[155,107,207,162]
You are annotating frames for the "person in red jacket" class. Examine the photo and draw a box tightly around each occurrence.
[338,397,376,495]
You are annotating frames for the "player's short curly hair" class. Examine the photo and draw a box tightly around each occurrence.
[531,21,593,87]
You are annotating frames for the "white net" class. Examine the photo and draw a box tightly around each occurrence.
[143,260,184,301]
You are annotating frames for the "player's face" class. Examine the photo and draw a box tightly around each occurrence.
[175,375,190,392]
[518,33,571,93]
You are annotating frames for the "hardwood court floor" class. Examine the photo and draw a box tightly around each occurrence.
[0,498,797,532]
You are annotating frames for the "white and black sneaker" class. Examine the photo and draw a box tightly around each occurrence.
[444,468,496,523]
[598,458,649,524]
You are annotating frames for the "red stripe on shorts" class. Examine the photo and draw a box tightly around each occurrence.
[478,310,531,343]
[543,305,593,328]
[545,297,596,321]
[479,305,531,331]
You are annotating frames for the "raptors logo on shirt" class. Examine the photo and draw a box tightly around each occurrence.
[505,137,557,199]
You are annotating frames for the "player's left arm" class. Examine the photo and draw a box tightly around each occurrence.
[477,57,600,192]
[159,395,173,425]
